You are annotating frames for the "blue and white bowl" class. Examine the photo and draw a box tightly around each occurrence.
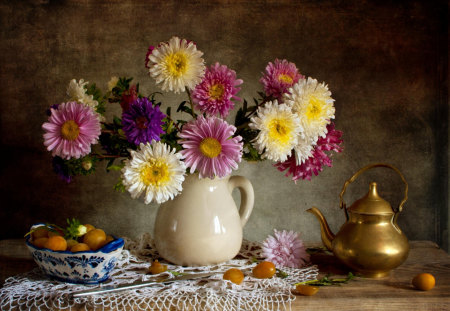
[26,230,124,284]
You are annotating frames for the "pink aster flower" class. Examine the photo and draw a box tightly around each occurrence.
[192,62,243,118]
[262,229,309,268]
[260,59,304,100]
[275,123,343,182]
[178,116,243,179]
[42,101,101,160]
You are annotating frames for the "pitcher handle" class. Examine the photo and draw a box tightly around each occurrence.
[228,176,254,227]
[339,163,408,216]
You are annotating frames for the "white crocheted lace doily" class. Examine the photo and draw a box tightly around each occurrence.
[0,234,318,311]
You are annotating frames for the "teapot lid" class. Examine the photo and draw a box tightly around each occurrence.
[348,182,394,215]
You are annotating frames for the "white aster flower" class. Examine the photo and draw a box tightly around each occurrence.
[283,77,335,146]
[67,79,104,121]
[121,141,186,204]
[67,79,99,109]
[67,79,88,101]
[249,100,302,162]
[148,36,206,93]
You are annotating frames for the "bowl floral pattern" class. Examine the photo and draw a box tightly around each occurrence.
[26,236,124,284]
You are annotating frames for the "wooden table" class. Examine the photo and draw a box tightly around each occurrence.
[1,240,449,310]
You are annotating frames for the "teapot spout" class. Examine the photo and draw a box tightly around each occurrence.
[306,207,335,251]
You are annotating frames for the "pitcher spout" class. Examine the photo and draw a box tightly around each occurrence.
[306,207,335,251]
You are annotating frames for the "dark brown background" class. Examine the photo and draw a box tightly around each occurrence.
[0,0,448,250]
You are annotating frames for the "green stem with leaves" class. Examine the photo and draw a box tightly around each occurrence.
[295,272,356,286]
[185,87,196,119]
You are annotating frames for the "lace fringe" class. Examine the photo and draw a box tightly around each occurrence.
[0,234,318,311]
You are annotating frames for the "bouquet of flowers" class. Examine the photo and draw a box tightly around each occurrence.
[42,36,343,205]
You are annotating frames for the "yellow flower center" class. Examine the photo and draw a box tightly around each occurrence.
[199,137,222,158]
[209,83,225,100]
[164,52,188,77]
[278,74,293,84]
[140,159,171,187]
[268,118,291,145]
[60,120,80,141]
[306,95,324,121]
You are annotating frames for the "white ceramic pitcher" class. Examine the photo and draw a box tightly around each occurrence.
[154,173,254,266]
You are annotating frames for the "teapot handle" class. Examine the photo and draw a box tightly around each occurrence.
[339,163,408,217]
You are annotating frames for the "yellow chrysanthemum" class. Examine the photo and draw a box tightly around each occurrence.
[249,101,302,162]
[283,77,335,145]
[148,37,206,93]
[121,141,186,204]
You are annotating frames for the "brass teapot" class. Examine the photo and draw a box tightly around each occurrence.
[307,163,409,278]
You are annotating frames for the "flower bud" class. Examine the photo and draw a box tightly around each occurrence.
[82,160,92,171]
[76,225,87,237]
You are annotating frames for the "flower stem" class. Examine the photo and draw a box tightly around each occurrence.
[93,152,122,159]
[165,114,181,132]
[185,87,196,119]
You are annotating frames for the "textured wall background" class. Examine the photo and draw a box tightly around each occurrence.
[0,0,448,250]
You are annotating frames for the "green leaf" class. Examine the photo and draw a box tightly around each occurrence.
[294,272,357,287]
[107,165,124,171]
[276,269,289,279]
[106,158,116,169]
[113,116,122,127]
[64,218,85,240]
[247,105,258,113]
[234,107,246,127]
[176,101,188,113]
[114,179,126,193]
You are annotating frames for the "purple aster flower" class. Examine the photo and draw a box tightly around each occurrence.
[52,156,73,183]
[122,97,166,145]
[192,62,243,118]
[260,59,304,100]
[178,116,243,179]
[274,123,343,182]
[262,229,309,268]
[46,104,60,116]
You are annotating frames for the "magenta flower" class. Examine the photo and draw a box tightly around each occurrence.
[120,85,138,111]
[192,62,243,118]
[144,45,155,70]
[260,59,303,100]
[178,116,243,179]
[275,123,343,181]
[122,97,166,145]
[262,229,309,268]
[42,101,101,160]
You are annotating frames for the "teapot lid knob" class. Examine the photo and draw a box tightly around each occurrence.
[368,182,379,198]
[348,182,394,215]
